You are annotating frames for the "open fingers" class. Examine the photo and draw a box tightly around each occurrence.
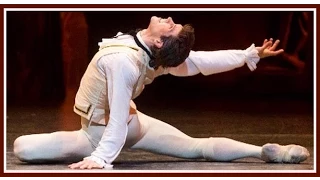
[269,49,284,56]
[269,39,281,51]
[263,39,268,45]
[261,41,272,50]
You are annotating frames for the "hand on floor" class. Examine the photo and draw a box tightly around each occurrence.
[68,158,103,169]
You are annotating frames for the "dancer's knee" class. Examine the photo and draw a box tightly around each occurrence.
[13,135,35,162]
[202,137,231,161]
[201,137,215,160]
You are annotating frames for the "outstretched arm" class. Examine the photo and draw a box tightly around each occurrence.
[167,39,283,77]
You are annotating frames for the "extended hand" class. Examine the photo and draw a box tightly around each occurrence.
[256,38,284,59]
[68,158,103,170]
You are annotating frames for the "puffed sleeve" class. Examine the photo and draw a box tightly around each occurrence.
[168,44,260,77]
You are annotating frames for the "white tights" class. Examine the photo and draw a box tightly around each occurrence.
[13,110,262,163]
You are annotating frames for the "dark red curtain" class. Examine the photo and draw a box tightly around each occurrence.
[6,11,314,105]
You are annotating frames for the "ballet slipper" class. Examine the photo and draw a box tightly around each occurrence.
[261,143,310,164]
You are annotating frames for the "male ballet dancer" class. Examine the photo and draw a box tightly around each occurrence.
[14,16,310,169]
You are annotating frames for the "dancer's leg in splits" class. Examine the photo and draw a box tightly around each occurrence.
[14,110,310,165]
[128,111,310,164]
[13,118,97,163]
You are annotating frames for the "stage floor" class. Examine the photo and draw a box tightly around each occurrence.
[5,92,315,174]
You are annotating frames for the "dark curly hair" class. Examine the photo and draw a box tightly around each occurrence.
[150,24,195,69]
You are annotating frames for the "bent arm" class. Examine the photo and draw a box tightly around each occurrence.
[85,54,139,168]
[168,44,260,77]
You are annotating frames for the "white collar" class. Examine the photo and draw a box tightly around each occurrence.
[136,31,152,55]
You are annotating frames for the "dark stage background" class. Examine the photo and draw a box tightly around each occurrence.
[6,11,314,110]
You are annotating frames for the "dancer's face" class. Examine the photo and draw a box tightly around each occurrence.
[147,16,183,38]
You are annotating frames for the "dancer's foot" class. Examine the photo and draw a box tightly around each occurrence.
[261,143,310,163]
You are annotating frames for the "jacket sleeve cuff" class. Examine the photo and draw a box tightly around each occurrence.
[245,44,260,71]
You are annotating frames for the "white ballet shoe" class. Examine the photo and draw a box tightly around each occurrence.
[261,143,310,164]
